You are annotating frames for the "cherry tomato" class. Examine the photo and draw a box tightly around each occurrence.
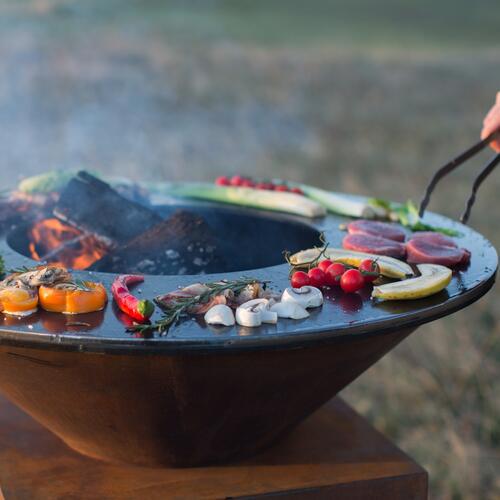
[255,182,269,190]
[291,187,304,195]
[340,269,365,293]
[358,259,380,283]
[215,176,231,186]
[291,271,310,288]
[230,175,244,186]
[308,267,327,288]
[275,185,289,192]
[318,259,333,273]
[325,262,346,286]
[240,179,255,188]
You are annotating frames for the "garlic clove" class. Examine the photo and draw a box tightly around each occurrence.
[204,304,235,326]
[270,301,309,319]
[281,286,323,308]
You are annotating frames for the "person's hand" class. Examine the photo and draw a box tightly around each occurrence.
[481,92,500,152]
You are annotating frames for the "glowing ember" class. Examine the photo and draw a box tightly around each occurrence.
[28,218,108,269]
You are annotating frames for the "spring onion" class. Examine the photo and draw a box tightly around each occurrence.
[294,184,388,219]
[154,182,327,218]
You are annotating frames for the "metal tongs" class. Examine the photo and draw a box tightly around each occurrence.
[419,130,500,224]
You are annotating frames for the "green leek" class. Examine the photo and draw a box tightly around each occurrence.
[150,182,327,218]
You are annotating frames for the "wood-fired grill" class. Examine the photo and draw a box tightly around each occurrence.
[0,172,496,467]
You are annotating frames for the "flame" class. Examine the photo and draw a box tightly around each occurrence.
[28,218,108,269]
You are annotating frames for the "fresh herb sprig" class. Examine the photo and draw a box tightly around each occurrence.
[131,277,268,335]
[68,279,93,292]
[8,264,38,275]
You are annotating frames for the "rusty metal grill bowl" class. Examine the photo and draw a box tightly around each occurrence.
[0,202,496,467]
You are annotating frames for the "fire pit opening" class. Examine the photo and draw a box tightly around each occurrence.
[7,205,321,275]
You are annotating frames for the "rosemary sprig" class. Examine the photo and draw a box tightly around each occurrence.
[130,276,268,335]
[8,264,38,275]
[68,279,93,292]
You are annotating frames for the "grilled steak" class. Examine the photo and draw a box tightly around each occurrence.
[347,220,406,242]
[406,233,470,266]
[408,231,457,247]
[342,233,406,258]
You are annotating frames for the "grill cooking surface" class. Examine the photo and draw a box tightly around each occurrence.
[0,206,496,353]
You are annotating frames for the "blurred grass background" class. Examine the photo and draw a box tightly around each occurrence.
[0,0,499,497]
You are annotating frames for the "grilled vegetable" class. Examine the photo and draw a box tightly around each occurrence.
[296,184,388,218]
[290,271,310,288]
[39,282,107,314]
[111,275,155,323]
[0,287,38,316]
[371,264,452,301]
[307,268,327,287]
[154,183,326,218]
[2,265,72,289]
[340,269,365,293]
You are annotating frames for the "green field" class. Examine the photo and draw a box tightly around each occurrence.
[0,1,499,497]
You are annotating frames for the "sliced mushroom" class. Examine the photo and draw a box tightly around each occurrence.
[204,304,235,326]
[270,301,309,320]
[281,286,323,309]
[246,299,278,323]
[235,298,277,327]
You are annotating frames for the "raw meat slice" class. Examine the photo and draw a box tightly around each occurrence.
[406,238,470,266]
[409,231,457,247]
[347,220,406,242]
[342,233,406,258]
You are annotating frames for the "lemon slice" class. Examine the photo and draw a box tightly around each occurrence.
[290,247,414,279]
[371,264,452,301]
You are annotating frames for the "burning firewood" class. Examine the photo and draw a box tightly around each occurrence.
[26,172,225,274]
[53,171,162,246]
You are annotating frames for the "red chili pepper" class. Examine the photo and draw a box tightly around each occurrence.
[111,275,155,323]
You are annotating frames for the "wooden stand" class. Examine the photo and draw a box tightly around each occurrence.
[0,395,427,499]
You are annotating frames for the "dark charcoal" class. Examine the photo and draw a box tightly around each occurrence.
[53,171,162,246]
[89,210,225,275]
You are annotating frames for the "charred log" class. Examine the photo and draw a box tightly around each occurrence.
[53,171,161,246]
[89,210,225,275]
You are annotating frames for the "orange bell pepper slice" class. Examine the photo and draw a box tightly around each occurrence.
[0,287,39,316]
[39,282,107,314]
